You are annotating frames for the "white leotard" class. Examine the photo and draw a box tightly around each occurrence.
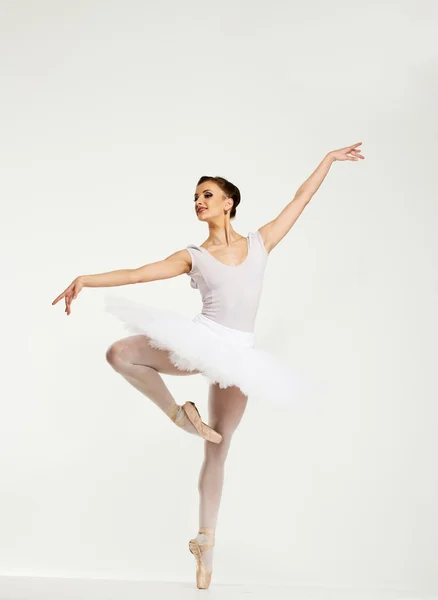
[185,230,268,333]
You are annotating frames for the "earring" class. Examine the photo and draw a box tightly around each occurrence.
[224,209,229,215]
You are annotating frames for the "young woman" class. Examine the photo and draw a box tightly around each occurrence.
[52,142,364,589]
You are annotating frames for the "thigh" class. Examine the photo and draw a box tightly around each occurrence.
[107,334,201,376]
[207,383,248,439]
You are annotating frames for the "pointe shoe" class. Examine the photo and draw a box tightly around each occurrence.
[166,402,223,444]
[189,527,215,589]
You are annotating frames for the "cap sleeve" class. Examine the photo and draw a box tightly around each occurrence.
[254,229,268,256]
[185,244,202,289]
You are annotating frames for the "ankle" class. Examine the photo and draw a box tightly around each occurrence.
[199,527,215,535]
[166,404,200,437]
[196,527,215,546]
[165,403,181,422]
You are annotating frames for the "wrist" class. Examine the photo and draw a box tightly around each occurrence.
[325,152,336,164]
[78,275,89,287]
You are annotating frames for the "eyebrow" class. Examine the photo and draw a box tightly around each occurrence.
[194,188,212,199]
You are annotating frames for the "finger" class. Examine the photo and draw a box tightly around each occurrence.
[53,284,74,305]
[350,142,362,149]
[52,292,66,305]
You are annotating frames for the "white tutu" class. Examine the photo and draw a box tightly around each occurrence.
[104,293,321,412]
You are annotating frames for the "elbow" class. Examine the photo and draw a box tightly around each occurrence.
[129,269,143,284]
[294,190,312,205]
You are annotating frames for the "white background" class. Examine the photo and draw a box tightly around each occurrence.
[1,0,437,595]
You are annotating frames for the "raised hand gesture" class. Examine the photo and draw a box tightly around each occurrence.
[52,276,84,316]
[329,142,365,162]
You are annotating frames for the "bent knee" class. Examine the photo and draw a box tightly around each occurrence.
[106,340,129,368]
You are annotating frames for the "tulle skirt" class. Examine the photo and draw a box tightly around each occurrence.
[104,294,321,412]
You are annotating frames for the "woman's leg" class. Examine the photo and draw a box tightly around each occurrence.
[106,334,200,434]
[196,383,249,570]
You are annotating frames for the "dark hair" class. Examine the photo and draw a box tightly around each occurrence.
[196,176,241,220]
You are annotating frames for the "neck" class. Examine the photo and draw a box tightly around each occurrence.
[206,217,237,246]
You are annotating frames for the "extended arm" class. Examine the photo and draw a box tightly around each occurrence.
[52,249,192,315]
[258,142,364,252]
[80,249,191,287]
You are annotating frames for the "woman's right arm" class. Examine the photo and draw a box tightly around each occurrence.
[52,249,192,315]
[82,249,192,287]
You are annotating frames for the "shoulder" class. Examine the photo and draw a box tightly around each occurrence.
[181,245,204,274]
[162,248,196,274]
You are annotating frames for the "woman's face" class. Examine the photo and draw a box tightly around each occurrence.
[193,181,232,221]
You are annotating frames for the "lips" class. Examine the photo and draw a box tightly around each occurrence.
[197,207,207,213]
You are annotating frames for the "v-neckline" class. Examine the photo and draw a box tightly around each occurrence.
[198,235,250,268]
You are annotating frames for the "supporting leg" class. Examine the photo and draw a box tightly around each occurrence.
[195,383,248,572]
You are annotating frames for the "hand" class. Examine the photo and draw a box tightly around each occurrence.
[328,142,365,162]
[52,276,84,316]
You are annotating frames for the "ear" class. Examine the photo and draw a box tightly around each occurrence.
[224,196,233,212]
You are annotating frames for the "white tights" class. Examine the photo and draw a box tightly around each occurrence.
[106,334,248,572]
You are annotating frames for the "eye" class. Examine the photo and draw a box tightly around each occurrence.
[193,192,212,201]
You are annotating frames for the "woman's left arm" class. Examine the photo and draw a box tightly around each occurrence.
[258,142,365,252]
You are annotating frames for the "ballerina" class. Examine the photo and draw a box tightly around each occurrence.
[52,142,364,589]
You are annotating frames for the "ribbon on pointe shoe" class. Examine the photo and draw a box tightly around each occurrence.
[182,402,223,444]
[165,403,222,444]
[165,403,184,424]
